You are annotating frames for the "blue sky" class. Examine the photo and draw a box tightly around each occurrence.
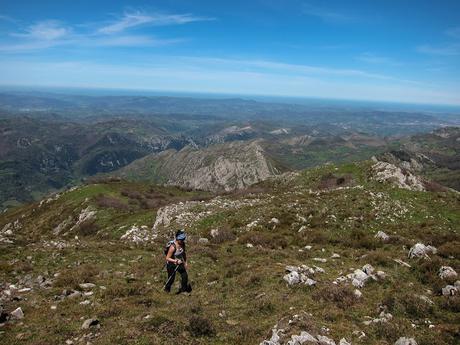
[0,0,459,105]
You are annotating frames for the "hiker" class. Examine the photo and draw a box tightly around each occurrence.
[164,229,191,294]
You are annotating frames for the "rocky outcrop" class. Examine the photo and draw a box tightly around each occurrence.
[371,160,425,191]
[120,225,157,244]
[116,140,282,192]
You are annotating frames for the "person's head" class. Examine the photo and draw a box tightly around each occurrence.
[175,229,186,244]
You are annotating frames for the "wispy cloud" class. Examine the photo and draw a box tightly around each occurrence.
[98,11,214,34]
[417,26,460,56]
[0,10,211,52]
[302,3,352,23]
[0,14,17,23]
[356,53,402,66]
[12,20,71,40]
[417,43,460,56]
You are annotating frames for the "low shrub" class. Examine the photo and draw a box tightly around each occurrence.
[76,219,100,237]
[438,241,460,258]
[95,194,129,210]
[366,251,392,267]
[312,284,357,309]
[54,264,98,289]
[211,226,237,244]
[346,229,380,250]
[187,316,215,337]
[440,295,460,313]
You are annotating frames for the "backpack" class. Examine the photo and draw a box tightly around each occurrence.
[164,240,176,255]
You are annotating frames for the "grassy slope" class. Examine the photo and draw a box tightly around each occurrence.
[0,162,459,345]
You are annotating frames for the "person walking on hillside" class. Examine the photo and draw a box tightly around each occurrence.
[164,229,191,294]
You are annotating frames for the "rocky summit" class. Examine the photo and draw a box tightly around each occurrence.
[0,159,458,345]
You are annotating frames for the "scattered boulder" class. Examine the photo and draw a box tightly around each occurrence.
[438,266,457,280]
[283,271,301,285]
[363,312,392,325]
[10,307,24,320]
[210,229,219,238]
[335,264,384,288]
[375,231,389,241]
[81,318,100,330]
[394,337,417,345]
[441,284,458,296]
[283,265,318,286]
[408,243,437,259]
[339,339,352,345]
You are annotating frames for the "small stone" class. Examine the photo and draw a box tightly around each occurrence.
[303,278,317,286]
[317,335,336,345]
[375,231,389,241]
[79,283,96,290]
[246,243,253,248]
[313,258,327,263]
[67,291,82,299]
[331,253,340,259]
[339,339,352,345]
[354,289,362,298]
[394,337,417,345]
[376,271,387,280]
[438,266,457,280]
[284,271,301,285]
[11,307,24,320]
[362,264,375,275]
[81,318,99,330]
[269,218,280,225]
[441,285,458,296]
[198,238,209,244]
[408,243,436,259]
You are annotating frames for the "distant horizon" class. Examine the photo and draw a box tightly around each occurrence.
[1,1,459,106]
[1,84,460,114]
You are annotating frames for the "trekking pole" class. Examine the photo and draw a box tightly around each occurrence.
[162,263,180,290]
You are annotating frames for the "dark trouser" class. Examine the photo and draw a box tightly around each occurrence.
[165,263,188,292]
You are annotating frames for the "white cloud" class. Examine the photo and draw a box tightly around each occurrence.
[97,11,214,34]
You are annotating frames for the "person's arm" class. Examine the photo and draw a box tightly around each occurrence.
[166,245,180,264]
[184,251,188,269]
